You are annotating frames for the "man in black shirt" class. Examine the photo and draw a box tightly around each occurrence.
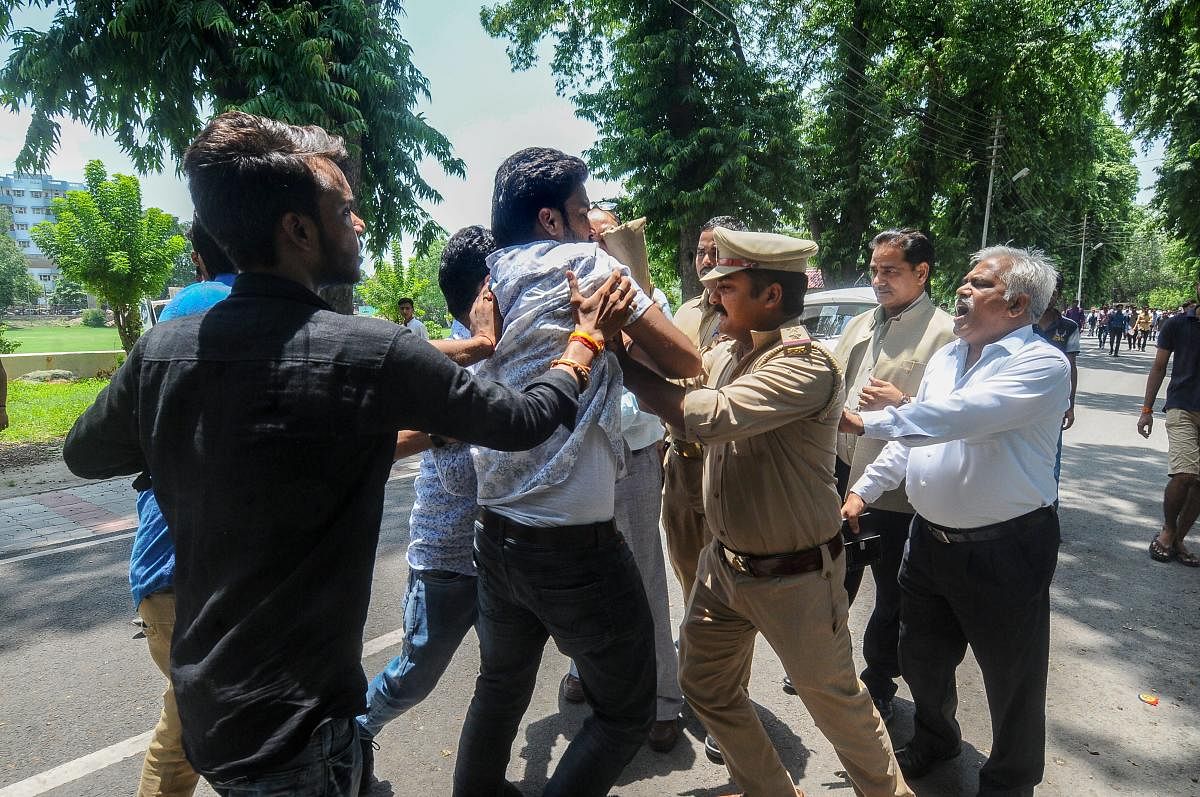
[63,111,633,796]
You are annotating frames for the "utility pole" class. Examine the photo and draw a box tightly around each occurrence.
[1076,210,1088,306]
[980,113,1002,249]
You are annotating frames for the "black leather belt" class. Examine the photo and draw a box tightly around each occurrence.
[716,534,843,578]
[920,506,1056,544]
[478,508,617,549]
[670,440,703,459]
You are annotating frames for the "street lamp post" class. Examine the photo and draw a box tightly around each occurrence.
[981,165,1031,248]
[1075,212,1104,305]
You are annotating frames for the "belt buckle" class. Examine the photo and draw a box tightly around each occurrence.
[930,526,952,544]
[724,548,752,575]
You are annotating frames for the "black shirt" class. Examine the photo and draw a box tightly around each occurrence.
[63,273,579,779]
[1158,308,1200,411]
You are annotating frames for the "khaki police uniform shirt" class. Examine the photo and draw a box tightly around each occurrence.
[667,293,722,441]
[681,319,845,556]
[833,292,956,514]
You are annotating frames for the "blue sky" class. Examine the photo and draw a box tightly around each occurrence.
[0,2,1163,248]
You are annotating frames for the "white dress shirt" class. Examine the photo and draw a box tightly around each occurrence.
[850,326,1070,528]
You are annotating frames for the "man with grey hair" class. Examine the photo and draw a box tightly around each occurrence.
[839,246,1070,796]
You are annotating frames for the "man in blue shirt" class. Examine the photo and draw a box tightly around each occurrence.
[356,226,497,790]
[1106,304,1130,356]
[130,219,236,797]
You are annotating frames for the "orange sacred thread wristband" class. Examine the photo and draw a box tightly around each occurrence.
[569,331,604,353]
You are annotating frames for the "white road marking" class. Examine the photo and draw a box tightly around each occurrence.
[0,625,408,796]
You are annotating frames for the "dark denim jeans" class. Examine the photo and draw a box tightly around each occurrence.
[453,521,655,797]
[358,569,478,737]
[209,717,360,796]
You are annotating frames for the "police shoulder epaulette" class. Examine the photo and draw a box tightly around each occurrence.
[777,324,812,354]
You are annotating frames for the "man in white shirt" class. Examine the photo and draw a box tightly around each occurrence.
[398,297,428,340]
[840,246,1070,797]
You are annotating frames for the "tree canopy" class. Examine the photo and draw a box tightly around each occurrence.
[0,207,40,312]
[31,160,187,351]
[0,0,463,258]
[359,236,450,334]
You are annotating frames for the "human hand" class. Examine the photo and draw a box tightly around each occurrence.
[857,377,905,411]
[1062,406,1075,431]
[841,492,866,534]
[1137,410,1153,438]
[568,267,635,341]
[839,408,864,435]
[467,279,501,353]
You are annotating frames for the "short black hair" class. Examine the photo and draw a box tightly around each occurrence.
[187,216,237,277]
[183,111,349,270]
[702,215,747,233]
[869,228,935,272]
[491,147,588,247]
[746,268,808,318]
[440,226,495,320]
[397,297,414,308]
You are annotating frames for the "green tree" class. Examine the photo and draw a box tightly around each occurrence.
[359,236,449,333]
[31,160,187,351]
[0,0,465,310]
[163,217,198,292]
[482,0,805,298]
[0,207,40,311]
[1120,0,1200,270]
[49,274,89,311]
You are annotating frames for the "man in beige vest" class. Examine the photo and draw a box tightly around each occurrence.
[661,215,745,600]
[832,229,955,723]
[620,227,912,797]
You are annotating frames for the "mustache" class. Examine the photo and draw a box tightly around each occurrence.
[956,296,974,314]
[713,304,727,316]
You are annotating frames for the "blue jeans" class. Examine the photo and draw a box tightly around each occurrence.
[209,718,360,796]
[358,569,478,737]
[453,521,655,797]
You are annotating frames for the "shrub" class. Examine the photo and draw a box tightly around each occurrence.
[81,308,107,327]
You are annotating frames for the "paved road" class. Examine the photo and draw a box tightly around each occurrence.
[1,342,1197,796]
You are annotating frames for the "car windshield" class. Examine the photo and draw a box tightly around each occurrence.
[802,302,876,339]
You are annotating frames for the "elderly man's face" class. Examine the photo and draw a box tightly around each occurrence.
[953,257,1028,347]
[588,208,619,253]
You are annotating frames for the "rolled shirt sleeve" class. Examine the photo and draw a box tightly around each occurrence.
[683,353,838,445]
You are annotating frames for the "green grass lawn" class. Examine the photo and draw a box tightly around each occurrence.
[1,378,108,444]
[4,324,121,353]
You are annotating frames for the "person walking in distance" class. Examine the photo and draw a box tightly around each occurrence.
[1140,280,1200,567]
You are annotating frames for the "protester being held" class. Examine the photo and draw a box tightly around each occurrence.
[555,205,686,753]
[63,112,634,797]
[453,146,699,797]
[398,297,428,340]
[620,226,912,797]
[827,228,955,722]
[1139,280,1200,567]
[841,246,1070,795]
[125,218,238,797]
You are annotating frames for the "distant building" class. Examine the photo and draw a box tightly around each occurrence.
[1,172,88,302]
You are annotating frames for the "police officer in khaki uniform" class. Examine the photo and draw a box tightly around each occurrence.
[831,229,956,721]
[661,215,744,598]
[619,227,912,797]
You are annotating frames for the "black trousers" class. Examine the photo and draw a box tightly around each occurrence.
[899,512,1060,797]
[843,508,913,701]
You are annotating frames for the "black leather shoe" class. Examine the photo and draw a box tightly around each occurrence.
[704,733,724,765]
[873,696,895,723]
[560,673,585,704]
[895,744,961,779]
[647,718,680,752]
[782,676,796,695]
[358,731,379,795]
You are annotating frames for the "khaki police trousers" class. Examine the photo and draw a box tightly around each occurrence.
[679,542,913,797]
[137,591,201,797]
[660,448,711,598]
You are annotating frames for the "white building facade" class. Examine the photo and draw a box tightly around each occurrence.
[2,172,87,303]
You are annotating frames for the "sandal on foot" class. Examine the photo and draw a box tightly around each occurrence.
[1175,545,1200,567]
[1149,538,1175,563]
